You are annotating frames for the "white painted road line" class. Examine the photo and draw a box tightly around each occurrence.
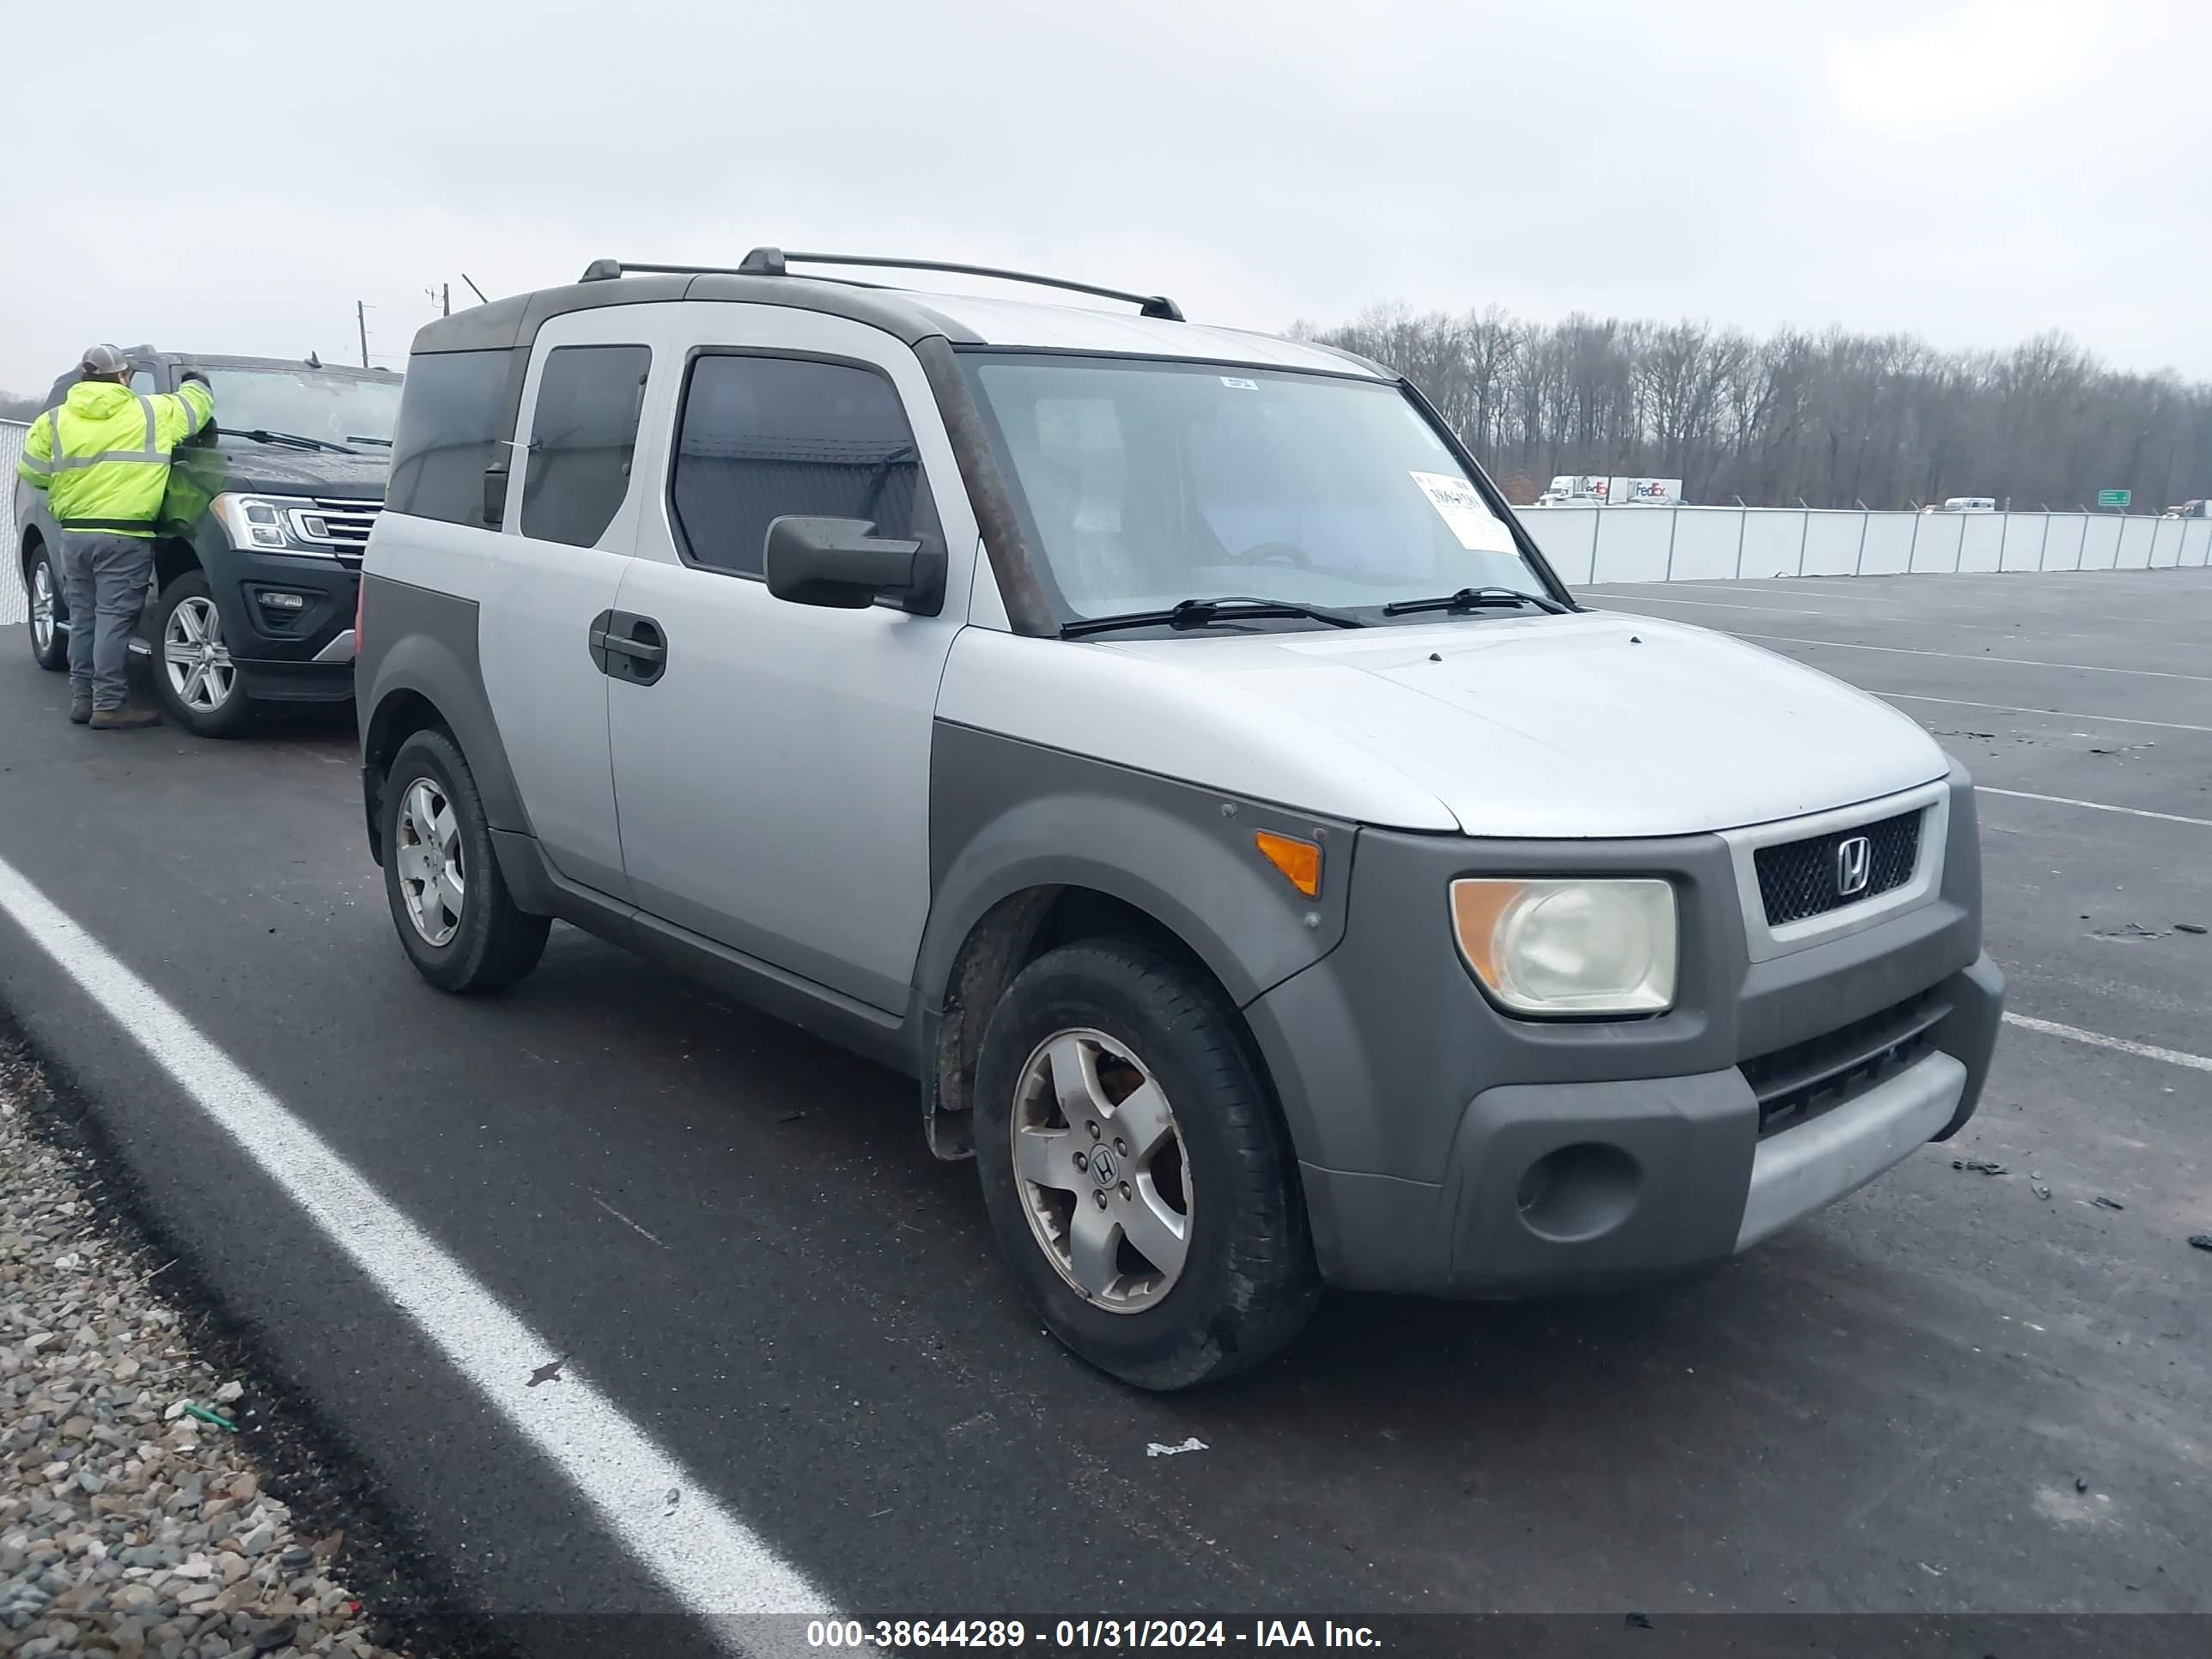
[1976,786,2212,830]
[1733,632,2212,683]
[2002,1013,2212,1075]
[0,852,834,1639]
[1875,692,2212,737]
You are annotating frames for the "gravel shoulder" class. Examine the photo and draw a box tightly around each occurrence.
[0,1039,477,1659]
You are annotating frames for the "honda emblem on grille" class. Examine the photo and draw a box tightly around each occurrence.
[1835,835,1873,897]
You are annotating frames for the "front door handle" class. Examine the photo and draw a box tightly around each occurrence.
[588,611,668,685]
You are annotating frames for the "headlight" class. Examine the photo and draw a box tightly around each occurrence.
[1449,878,1677,1017]
[210,494,341,557]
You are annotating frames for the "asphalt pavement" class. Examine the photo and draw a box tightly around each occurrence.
[0,567,2206,1650]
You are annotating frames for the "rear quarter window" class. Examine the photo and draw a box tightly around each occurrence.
[386,349,517,527]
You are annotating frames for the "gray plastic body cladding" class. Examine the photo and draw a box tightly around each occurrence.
[489,830,915,1075]
[356,574,530,858]
[921,722,1353,1018]
[1247,775,1998,1294]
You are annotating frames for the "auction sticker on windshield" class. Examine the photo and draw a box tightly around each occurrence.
[1410,471,1513,552]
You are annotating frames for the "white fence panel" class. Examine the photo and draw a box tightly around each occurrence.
[2081,516,2123,568]
[1520,507,1596,583]
[1,421,24,626]
[1909,513,1964,573]
[1589,507,1674,584]
[1801,512,1862,576]
[2115,516,2155,568]
[1998,514,2045,571]
[1858,514,1917,574]
[1739,510,1807,577]
[1668,507,1743,579]
[2043,514,2088,570]
[2186,520,2212,565]
[1956,514,2004,572]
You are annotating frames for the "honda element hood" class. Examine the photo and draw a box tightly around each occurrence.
[1098,611,1948,838]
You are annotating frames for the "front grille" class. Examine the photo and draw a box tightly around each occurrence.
[1754,809,1921,927]
[292,497,382,567]
[1741,988,1946,1138]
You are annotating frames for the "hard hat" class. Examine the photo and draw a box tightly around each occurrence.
[79,343,131,376]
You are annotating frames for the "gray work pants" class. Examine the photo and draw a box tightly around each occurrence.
[59,532,155,711]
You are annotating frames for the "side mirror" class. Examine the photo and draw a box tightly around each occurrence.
[763,515,944,612]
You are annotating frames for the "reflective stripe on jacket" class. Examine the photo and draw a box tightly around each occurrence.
[15,379,216,538]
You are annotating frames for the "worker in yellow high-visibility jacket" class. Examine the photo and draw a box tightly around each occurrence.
[16,345,216,727]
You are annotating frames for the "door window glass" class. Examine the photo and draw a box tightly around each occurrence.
[386,349,517,527]
[669,355,933,576]
[520,344,651,548]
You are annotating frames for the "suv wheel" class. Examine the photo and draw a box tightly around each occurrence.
[152,571,252,738]
[381,728,550,994]
[27,546,67,672]
[973,939,1320,1389]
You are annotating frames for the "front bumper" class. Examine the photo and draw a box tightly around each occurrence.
[204,540,361,702]
[1244,769,2002,1297]
[1289,956,2001,1298]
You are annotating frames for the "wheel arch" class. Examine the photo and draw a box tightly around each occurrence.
[920,871,1316,1164]
[356,576,530,866]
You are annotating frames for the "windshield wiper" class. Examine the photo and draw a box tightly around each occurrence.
[214,426,359,456]
[346,434,393,448]
[1381,585,1567,617]
[1061,595,1364,640]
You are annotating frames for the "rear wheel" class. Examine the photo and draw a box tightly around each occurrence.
[381,728,550,994]
[973,939,1320,1389]
[152,571,252,738]
[26,546,66,672]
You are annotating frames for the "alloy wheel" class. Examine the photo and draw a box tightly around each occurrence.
[393,778,466,947]
[1010,1027,1193,1312]
[162,596,237,712]
[29,559,56,655]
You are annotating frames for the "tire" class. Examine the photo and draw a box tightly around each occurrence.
[973,939,1320,1390]
[380,728,550,994]
[26,545,68,672]
[151,570,253,738]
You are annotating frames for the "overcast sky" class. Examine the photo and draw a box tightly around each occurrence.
[3,0,2204,392]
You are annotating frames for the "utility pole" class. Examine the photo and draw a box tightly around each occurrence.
[356,301,369,368]
[442,282,451,317]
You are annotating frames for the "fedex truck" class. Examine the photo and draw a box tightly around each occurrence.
[1537,474,1685,507]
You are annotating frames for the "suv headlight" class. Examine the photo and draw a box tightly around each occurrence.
[1449,878,1677,1016]
[210,494,341,557]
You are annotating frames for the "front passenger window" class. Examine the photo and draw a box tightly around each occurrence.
[669,355,933,577]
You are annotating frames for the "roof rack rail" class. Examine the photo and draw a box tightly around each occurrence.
[577,251,1184,322]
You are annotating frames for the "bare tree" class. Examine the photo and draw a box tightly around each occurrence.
[1303,308,2212,510]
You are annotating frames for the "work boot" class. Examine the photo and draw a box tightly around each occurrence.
[69,696,92,725]
[89,704,161,731]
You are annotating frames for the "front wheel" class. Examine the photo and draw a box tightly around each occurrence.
[973,939,1320,1389]
[27,546,67,672]
[381,728,550,994]
[152,571,252,738]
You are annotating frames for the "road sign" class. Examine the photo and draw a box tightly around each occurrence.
[2097,489,2131,508]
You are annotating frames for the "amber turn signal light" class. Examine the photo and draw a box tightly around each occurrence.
[1254,831,1322,898]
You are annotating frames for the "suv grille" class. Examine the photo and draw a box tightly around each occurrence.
[289,497,382,566]
[1754,810,1921,927]
[1741,988,1946,1138]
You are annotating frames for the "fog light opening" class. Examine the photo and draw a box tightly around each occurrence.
[1515,1142,1641,1243]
